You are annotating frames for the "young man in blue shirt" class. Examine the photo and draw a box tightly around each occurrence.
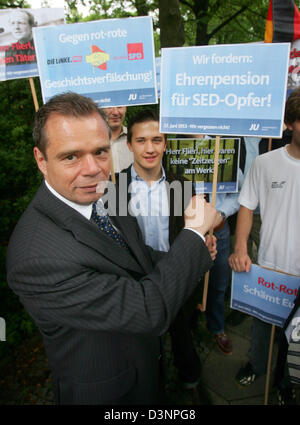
[116,109,218,392]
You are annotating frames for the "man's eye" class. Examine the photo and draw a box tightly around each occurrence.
[66,154,75,161]
[96,149,110,156]
[95,150,105,156]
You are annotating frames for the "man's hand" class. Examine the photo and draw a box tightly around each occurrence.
[184,195,219,236]
[205,234,217,261]
[228,206,254,273]
[214,212,224,230]
[228,250,252,273]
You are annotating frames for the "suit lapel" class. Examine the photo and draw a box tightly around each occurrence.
[70,214,146,274]
[109,213,154,274]
[34,182,149,275]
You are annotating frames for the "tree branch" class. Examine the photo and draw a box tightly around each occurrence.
[178,0,193,10]
[208,5,249,39]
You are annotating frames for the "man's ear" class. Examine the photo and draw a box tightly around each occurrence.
[163,139,167,152]
[33,147,47,177]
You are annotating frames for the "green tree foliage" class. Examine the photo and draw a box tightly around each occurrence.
[66,0,272,50]
[0,78,42,244]
[0,77,43,357]
[158,0,185,48]
[0,0,28,7]
[178,0,269,46]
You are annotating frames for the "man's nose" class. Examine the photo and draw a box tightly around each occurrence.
[145,141,154,153]
[109,107,119,115]
[81,155,101,175]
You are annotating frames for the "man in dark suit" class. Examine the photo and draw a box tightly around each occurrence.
[6,93,219,405]
[116,109,218,390]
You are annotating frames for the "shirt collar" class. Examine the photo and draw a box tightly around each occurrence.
[114,126,127,141]
[45,180,94,220]
[131,164,166,183]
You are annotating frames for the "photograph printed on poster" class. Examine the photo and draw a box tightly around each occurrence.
[0,8,65,81]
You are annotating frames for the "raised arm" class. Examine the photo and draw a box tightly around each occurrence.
[228,206,253,273]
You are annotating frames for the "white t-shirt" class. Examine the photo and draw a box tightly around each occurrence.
[238,146,300,276]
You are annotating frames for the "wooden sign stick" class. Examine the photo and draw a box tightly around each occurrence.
[268,137,273,152]
[29,77,39,112]
[263,135,275,405]
[110,147,116,184]
[199,135,220,312]
[264,323,276,405]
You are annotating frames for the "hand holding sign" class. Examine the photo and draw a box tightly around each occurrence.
[229,250,252,273]
[205,234,217,261]
[229,205,254,273]
[184,195,219,237]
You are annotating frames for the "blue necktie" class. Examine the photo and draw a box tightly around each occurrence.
[91,202,128,249]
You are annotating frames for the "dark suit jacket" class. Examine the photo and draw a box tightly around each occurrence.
[6,181,212,405]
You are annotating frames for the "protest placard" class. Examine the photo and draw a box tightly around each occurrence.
[231,264,300,327]
[0,8,64,81]
[160,43,290,138]
[164,137,240,193]
[33,16,157,107]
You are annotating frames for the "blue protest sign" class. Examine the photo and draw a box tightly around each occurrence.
[231,265,300,327]
[160,43,290,138]
[33,16,157,107]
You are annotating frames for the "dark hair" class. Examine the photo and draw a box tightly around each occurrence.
[127,109,166,143]
[33,92,110,158]
[9,10,36,28]
[285,87,300,125]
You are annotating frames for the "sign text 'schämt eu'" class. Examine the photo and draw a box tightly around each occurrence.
[231,265,300,327]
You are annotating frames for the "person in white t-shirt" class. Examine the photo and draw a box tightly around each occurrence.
[229,87,300,403]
